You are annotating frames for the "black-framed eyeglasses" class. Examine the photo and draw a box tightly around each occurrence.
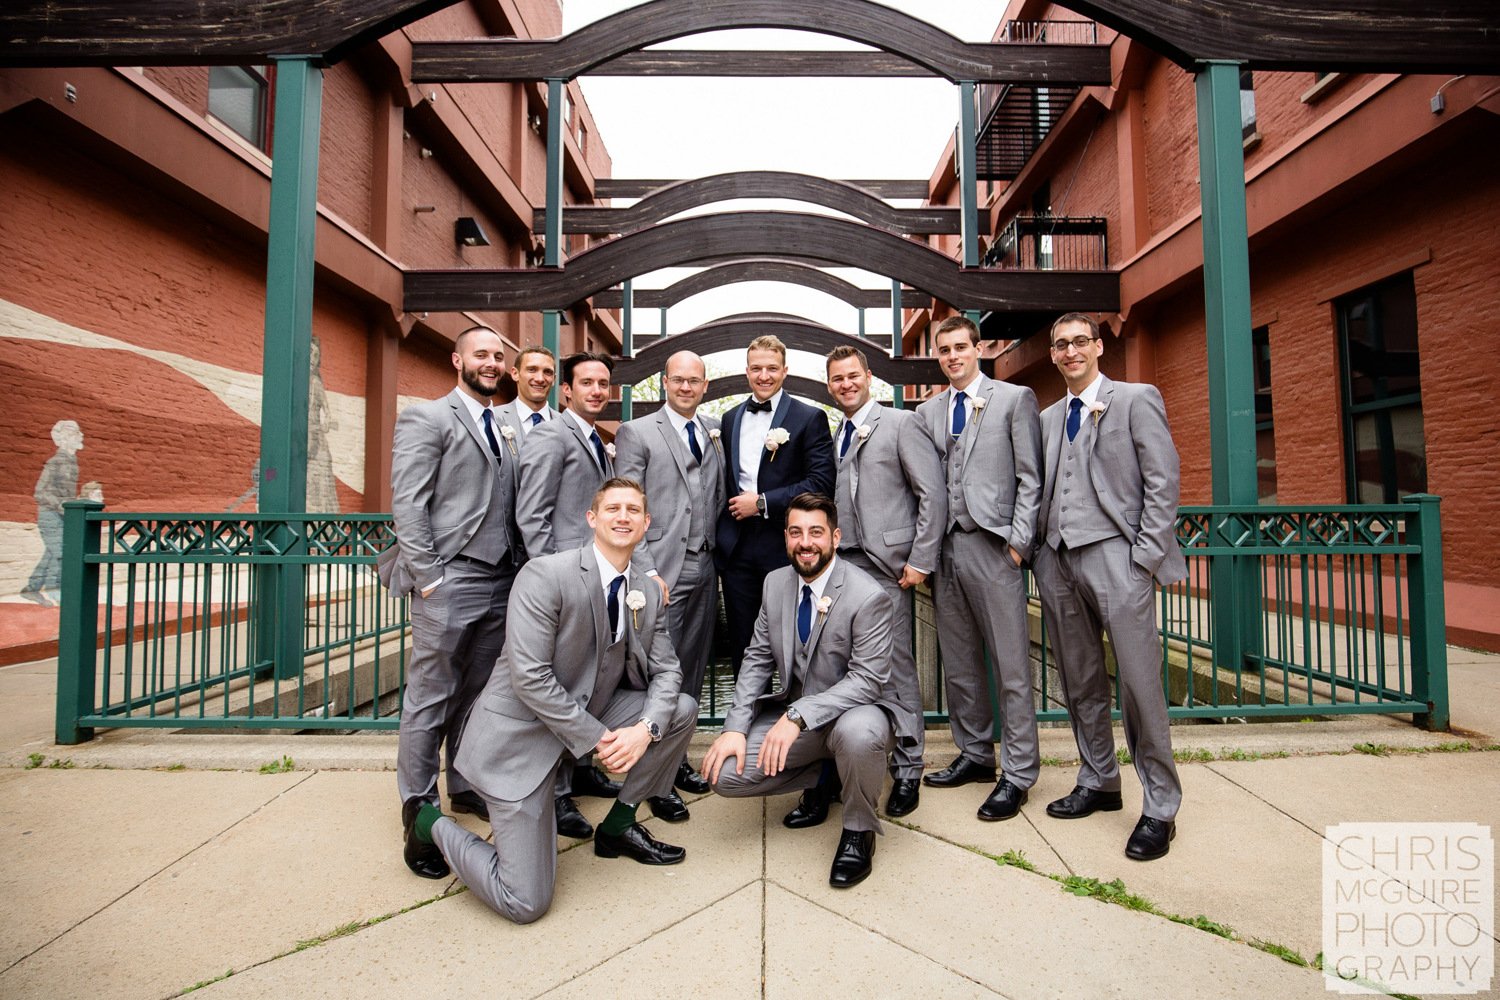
[1049,335,1098,353]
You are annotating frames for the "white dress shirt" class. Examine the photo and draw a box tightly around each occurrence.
[664,406,706,470]
[592,545,634,642]
[837,398,878,497]
[512,399,550,436]
[947,372,985,438]
[736,389,782,495]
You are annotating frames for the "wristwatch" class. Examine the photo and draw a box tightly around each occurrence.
[756,493,767,517]
[785,706,807,731]
[638,717,662,742]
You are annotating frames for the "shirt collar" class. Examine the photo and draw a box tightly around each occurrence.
[454,388,495,424]
[565,407,596,437]
[844,399,878,429]
[514,399,550,422]
[1067,374,1104,408]
[592,544,632,591]
[951,372,985,397]
[797,555,838,605]
[747,389,783,414]
[663,406,697,435]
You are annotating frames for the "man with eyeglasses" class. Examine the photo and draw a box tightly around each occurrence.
[914,314,1043,824]
[614,350,727,816]
[1033,313,1187,861]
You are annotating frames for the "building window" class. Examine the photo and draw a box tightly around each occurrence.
[1239,70,1257,140]
[1338,272,1426,503]
[209,66,269,150]
[1252,324,1277,503]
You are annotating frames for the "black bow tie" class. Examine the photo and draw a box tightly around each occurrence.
[747,399,773,413]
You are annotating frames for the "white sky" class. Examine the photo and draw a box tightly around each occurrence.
[558,1,1005,392]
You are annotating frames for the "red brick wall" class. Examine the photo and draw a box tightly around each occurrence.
[318,63,377,234]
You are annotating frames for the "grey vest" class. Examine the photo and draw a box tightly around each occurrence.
[588,631,630,710]
[684,433,711,553]
[946,434,979,534]
[1046,414,1120,551]
[459,453,514,565]
[835,442,863,551]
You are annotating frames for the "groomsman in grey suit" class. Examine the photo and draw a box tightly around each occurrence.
[613,350,726,811]
[1033,313,1186,861]
[411,479,698,923]
[915,315,1044,823]
[824,346,946,818]
[704,493,915,889]
[495,344,557,444]
[378,326,522,880]
[517,350,624,838]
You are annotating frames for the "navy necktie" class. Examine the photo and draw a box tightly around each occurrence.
[530,411,543,427]
[951,390,967,438]
[747,398,773,414]
[590,428,608,471]
[1066,397,1083,443]
[797,584,813,645]
[480,409,502,459]
[686,421,703,463]
[607,573,625,639]
[839,420,855,458]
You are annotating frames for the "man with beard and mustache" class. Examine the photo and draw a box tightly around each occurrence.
[702,493,909,889]
[378,326,524,881]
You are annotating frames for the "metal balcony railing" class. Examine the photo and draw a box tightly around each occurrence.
[985,214,1109,271]
[976,20,1098,181]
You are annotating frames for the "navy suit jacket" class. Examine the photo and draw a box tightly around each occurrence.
[714,392,836,561]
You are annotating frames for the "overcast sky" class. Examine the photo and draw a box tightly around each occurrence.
[557,1,1005,389]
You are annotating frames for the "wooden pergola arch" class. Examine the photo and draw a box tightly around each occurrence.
[593,259,929,311]
[601,375,840,422]
[534,171,960,237]
[404,211,1120,314]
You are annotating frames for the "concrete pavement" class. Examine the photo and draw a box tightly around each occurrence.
[2,651,1497,999]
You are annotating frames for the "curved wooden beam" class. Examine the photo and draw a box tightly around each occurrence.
[598,179,931,200]
[537,172,959,236]
[405,211,1120,314]
[609,314,941,386]
[602,375,842,421]
[594,258,930,310]
[409,0,1112,84]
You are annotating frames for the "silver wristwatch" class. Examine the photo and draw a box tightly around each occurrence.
[638,717,662,742]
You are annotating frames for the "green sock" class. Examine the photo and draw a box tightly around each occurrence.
[598,800,638,837]
[415,802,444,843]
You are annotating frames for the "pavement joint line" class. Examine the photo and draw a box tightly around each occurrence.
[761,876,1014,999]
[523,878,763,1000]
[760,797,768,1000]
[1016,801,1076,878]
[0,769,318,978]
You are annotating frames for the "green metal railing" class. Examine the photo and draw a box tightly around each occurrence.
[55,496,1448,743]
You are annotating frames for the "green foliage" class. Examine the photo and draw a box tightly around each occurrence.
[1169,913,1235,939]
[25,752,44,769]
[1114,747,1134,765]
[183,969,235,993]
[1352,742,1391,757]
[1061,877,1156,913]
[1249,939,1308,966]
[258,755,295,774]
[1173,748,1214,763]
[994,850,1037,873]
[47,757,75,769]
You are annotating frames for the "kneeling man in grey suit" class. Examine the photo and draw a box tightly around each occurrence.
[703,492,913,889]
[410,478,698,923]
[1033,313,1187,861]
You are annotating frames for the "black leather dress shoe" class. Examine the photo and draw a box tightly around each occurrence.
[573,762,623,798]
[921,756,997,788]
[449,790,490,821]
[885,779,920,818]
[828,829,876,888]
[402,798,450,880]
[783,772,842,829]
[1125,816,1176,861]
[1045,785,1124,820]
[594,823,686,865]
[976,778,1029,821]
[555,795,594,839]
[647,790,691,823]
[674,760,712,795]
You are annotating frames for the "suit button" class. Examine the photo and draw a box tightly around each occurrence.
[1063,488,1070,495]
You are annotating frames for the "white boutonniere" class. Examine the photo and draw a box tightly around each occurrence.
[1087,400,1108,427]
[971,396,987,413]
[765,427,791,461]
[855,424,873,442]
[708,427,723,454]
[625,588,645,628]
[498,423,518,457]
[816,595,833,619]
[605,442,616,460]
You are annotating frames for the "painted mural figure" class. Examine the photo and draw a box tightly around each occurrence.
[306,336,340,513]
[22,419,83,606]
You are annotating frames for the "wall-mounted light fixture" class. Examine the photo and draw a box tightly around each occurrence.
[528,113,544,134]
[455,216,491,247]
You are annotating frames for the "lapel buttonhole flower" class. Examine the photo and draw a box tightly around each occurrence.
[816,595,833,618]
[855,424,873,442]
[604,442,616,460]
[1087,400,1108,426]
[971,396,987,412]
[765,427,791,461]
[625,588,646,628]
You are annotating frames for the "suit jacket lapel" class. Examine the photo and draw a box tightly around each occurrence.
[802,561,843,661]
[654,410,692,486]
[564,412,607,474]
[449,391,502,476]
[581,548,609,658]
[624,566,650,688]
[757,393,792,480]
[1043,402,1065,510]
[929,387,952,450]
[724,403,743,491]
[777,575,797,690]
[1088,376,1115,454]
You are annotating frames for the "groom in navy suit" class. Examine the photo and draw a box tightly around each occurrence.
[716,335,836,673]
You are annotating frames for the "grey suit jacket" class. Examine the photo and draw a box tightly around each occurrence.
[613,409,726,587]
[915,375,1044,559]
[839,405,947,579]
[723,560,916,744]
[494,402,558,458]
[455,546,682,801]
[1038,375,1188,586]
[516,412,613,557]
[378,388,518,597]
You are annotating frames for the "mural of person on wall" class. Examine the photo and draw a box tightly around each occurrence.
[227,463,260,513]
[306,335,340,513]
[21,419,85,607]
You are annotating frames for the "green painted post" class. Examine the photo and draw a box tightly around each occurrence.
[620,278,633,420]
[56,499,103,745]
[1404,494,1449,731]
[543,77,565,409]
[959,82,984,330]
[1195,60,1261,672]
[890,280,905,411]
[257,56,323,680]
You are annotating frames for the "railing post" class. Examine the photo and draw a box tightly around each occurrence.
[542,77,566,408]
[620,277,633,421]
[1404,494,1449,731]
[1194,60,1262,674]
[56,499,104,745]
[958,80,983,328]
[890,280,905,411]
